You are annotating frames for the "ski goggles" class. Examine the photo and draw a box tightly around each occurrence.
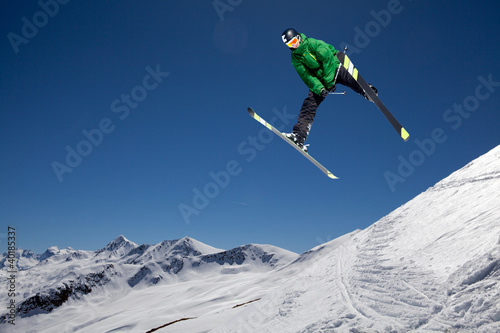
[285,36,299,47]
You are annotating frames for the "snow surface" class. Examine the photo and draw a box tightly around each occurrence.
[1,145,500,332]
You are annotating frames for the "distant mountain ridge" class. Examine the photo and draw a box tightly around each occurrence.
[0,235,298,323]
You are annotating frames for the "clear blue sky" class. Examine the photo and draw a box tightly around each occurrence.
[1,1,500,254]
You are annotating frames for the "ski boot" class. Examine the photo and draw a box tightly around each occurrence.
[364,83,378,102]
[283,132,309,153]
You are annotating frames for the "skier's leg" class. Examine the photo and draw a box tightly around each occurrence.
[335,66,365,96]
[292,90,325,141]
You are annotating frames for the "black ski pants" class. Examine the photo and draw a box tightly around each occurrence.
[292,65,366,140]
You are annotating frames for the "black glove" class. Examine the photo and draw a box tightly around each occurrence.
[320,85,336,98]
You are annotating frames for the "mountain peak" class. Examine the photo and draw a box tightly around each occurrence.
[112,235,130,245]
[39,246,59,261]
[95,235,138,259]
[171,236,223,256]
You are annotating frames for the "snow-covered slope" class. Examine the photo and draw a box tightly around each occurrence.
[2,145,500,333]
[216,145,500,332]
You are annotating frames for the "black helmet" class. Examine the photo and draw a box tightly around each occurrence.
[282,28,300,45]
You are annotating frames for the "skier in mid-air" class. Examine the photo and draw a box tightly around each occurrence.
[281,28,377,152]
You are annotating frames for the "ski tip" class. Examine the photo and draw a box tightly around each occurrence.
[247,107,255,115]
[327,172,339,180]
[401,128,410,141]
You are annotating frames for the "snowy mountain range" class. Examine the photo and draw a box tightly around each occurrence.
[2,145,500,332]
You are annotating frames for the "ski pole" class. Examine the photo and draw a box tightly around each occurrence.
[329,46,349,96]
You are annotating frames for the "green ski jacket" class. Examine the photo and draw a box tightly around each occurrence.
[291,33,341,96]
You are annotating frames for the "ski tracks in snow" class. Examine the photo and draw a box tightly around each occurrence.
[335,221,447,332]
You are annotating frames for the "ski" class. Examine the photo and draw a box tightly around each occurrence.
[247,107,338,179]
[336,51,410,142]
